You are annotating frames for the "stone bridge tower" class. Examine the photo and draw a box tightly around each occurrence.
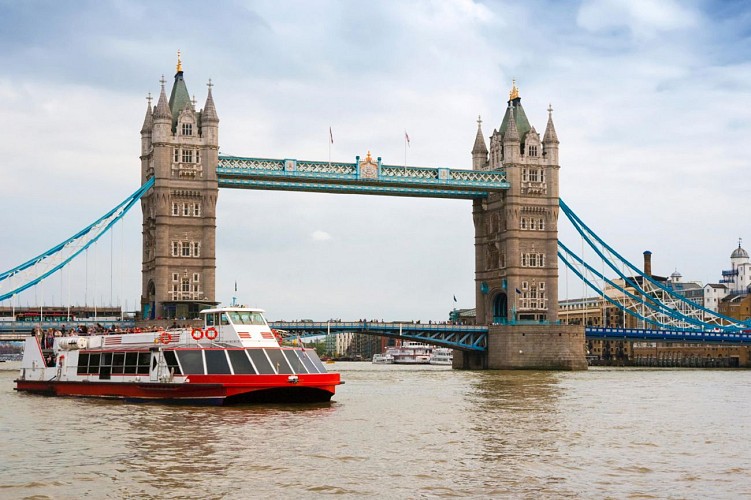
[139,55,219,320]
[467,82,586,370]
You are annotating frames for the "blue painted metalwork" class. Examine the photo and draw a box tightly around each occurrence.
[559,198,749,330]
[0,179,154,302]
[586,326,751,344]
[270,321,488,351]
[217,155,509,199]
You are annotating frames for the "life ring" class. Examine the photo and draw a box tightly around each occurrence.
[191,328,204,341]
[204,327,218,340]
[160,331,172,344]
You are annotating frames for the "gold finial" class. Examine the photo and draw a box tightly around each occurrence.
[177,50,182,72]
[366,151,372,162]
[509,79,519,100]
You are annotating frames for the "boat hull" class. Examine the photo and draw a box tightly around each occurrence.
[14,373,340,405]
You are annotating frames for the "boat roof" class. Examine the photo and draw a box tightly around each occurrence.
[200,306,266,314]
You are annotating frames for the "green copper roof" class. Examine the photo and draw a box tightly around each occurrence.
[499,98,531,142]
[169,71,191,131]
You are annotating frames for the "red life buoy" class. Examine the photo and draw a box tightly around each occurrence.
[191,328,204,341]
[205,327,218,340]
[160,331,172,344]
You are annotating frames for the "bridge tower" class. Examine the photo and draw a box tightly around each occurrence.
[468,82,586,370]
[139,55,219,320]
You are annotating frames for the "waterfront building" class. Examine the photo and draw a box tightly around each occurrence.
[716,242,751,322]
[325,331,355,357]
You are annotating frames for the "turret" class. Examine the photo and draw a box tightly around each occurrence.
[140,98,153,156]
[200,80,219,146]
[472,115,488,170]
[543,104,559,164]
[152,77,172,142]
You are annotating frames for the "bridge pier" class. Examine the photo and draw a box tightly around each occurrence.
[454,324,587,370]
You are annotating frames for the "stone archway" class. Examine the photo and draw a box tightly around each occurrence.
[492,292,508,324]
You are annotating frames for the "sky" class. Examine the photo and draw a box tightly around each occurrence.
[0,0,749,321]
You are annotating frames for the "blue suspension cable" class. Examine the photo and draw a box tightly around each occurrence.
[0,179,154,301]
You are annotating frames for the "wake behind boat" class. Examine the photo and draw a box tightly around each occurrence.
[14,306,341,405]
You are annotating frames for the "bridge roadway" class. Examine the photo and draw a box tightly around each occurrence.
[272,322,751,349]
[270,321,489,351]
[2,323,750,347]
[217,155,510,199]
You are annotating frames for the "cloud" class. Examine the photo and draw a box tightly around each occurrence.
[311,230,332,242]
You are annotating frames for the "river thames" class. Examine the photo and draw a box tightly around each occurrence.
[1,361,750,499]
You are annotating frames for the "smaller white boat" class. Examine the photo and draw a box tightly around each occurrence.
[372,353,394,364]
[429,348,453,365]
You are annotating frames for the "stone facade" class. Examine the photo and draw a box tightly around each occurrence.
[452,324,587,370]
[472,84,561,326]
[140,61,220,320]
[468,83,586,370]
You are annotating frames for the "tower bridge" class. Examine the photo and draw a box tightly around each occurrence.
[134,60,581,370]
[5,59,747,368]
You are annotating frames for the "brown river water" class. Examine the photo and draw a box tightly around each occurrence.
[1,361,750,499]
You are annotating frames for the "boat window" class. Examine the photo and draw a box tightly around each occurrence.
[228,349,256,374]
[229,311,266,325]
[89,353,101,374]
[124,352,139,374]
[177,350,205,375]
[205,350,232,374]
[137,352,150,375]
[77,353,89,374]
[247,349,275,374]
[298,349,320,374]
[283,349,307,374]
[266,349,293,374]
[102,352,113,367]
[112,352,125,374]
[163,350,183,375]
[220,313,230,326]
[305,349,327,373]
[205,313,215,327]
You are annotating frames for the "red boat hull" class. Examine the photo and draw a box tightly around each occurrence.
[14,373,341,405]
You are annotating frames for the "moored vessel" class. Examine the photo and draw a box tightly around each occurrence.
[14,307,341,405]
[429,347,453,365]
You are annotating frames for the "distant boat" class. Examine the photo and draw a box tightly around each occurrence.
[429,348,453,365]
[372,353,394,364]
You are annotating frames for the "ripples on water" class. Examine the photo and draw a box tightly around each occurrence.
[1,361,750,498]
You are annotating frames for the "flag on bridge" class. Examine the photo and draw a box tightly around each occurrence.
[453,295,457,303]
[405,130,410,146]
[329,127,334,144]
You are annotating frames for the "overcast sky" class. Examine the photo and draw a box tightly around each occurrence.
[0,0,749,321]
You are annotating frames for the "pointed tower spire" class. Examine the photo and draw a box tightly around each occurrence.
[543,103,559,144]
[201,79,219,124]
[153,75,172,121]
[472,115,488,170]
[140,93,153,134]
[472,115,488,154]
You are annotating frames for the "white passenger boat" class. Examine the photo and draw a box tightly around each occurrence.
[388,341,432,364]
[15,307,342,405]
[372,353,394,364]
[429,347,453,365]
